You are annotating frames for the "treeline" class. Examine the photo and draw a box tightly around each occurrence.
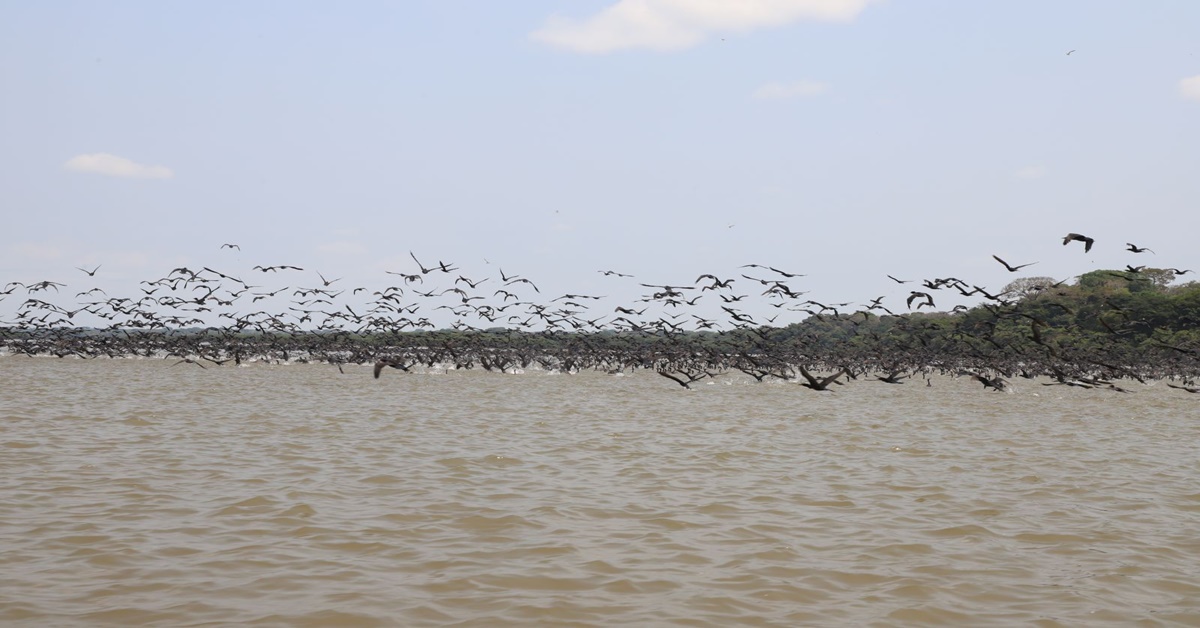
[4,269,1199,383]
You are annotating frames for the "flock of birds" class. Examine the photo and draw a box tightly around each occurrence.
[2,232,1198,394]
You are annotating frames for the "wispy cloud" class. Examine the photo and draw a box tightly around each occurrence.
[751,80,829,100]
[532,0,874,54]
[63,153,173,179]
[1014,165,1047,180]
[1180,75,1200,102]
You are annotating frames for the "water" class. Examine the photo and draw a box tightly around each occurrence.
[2,356,1199,626]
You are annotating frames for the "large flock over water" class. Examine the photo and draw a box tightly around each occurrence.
[3,235,1198,393]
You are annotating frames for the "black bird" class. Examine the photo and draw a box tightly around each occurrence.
[76,265,101,276]
[797,365,845,391]
[409,252,436,274]
[907,291,935,309]
[385,270,423,284]
[992,255,1037,272]
[1125,243,1153,254]
[741,264,804,278]
[374,358,411,378]
[876,371,910,384]
[220,243,241,250]
[887,275,911,284]
[961,371,1007,391]
[1062,233,1094,252]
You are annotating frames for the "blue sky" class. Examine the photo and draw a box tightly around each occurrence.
[2,1,1198,327]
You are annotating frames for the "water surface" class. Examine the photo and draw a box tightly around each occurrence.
[2,357,1198,626]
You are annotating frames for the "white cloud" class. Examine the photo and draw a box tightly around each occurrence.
[1180,75,1200,102]
[531,0,874,54]
[63,153,173,179]
[751,80,829,100]
[1014,165,1047,179]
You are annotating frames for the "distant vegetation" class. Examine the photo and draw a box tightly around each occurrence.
[3,265,1199,391]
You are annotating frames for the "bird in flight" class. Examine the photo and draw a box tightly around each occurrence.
[220,243,241,250]
[1062,233,1094,252]
[374,358,411,378]
[991,255,1037,272]
[1125,243,1154,254]
[76,265,101,276]
[797,365,845,391]
[1067,49,1075,55]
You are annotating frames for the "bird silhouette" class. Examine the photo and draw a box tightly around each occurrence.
[1062,233,1094,252]
[797,365,845,391]
[991,255,1037,272]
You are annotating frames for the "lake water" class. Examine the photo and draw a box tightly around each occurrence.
[2,356,1198,626]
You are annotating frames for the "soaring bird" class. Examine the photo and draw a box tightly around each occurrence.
[1062,233,1094,252]
[991,255,1037,272]
[76,265,101,276]
[1125,243,1154,254]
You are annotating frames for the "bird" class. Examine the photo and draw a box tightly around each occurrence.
[907,291,935,309]
[1125,243,1154,254]
[992,255,1037,272]
[1067,49,1075,55]
[741,264,804,278]
[374,358,411,378]
[797,365,845,391]
[961,371,1007,391]
[220,243,241,250]
[876,371,910,384]
[1062,233,1094,252]
[409,252,436,274]
[76,265,101,276]
[887,275,911,284]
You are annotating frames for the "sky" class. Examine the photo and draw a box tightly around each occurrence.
[2,0,1199,328]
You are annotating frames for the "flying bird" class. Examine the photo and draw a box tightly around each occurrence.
[374,358,411,378]
[991,255,1038,272]
[76,265,101,276]
[1062,233,1094,252]
[797,366,845,391]
[220,243,241,250]
[907,291,935,309]
[1125,243,1154,254]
